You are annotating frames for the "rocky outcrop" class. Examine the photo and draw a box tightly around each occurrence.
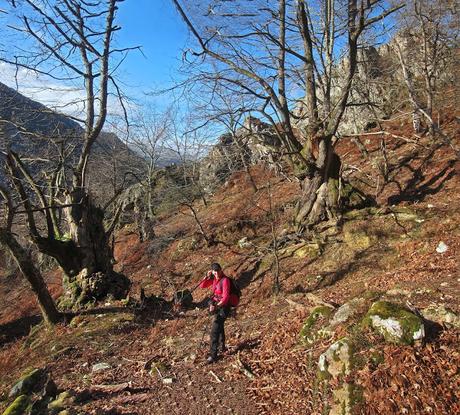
[199,117,282,192]
[295,31,454,136]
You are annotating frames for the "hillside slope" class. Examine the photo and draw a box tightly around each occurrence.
[0,81,144,202]
[0,110,459,414]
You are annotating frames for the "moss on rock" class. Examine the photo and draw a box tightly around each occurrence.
[343,230,372,250]
[299,306,334,345]
[318,338,352,380]
[2,395,30,415]
[294,243,321,259]
[362,301,425,345]
[422,304,460,329]
[48,391,75,413]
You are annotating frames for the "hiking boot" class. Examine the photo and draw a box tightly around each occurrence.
[206,356,217,364]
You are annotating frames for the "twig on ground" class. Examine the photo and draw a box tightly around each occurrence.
[209,370,223,383]
[233,353,256,379]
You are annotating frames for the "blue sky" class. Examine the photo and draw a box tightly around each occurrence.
[0,0,189,115]
[116,0,188,95]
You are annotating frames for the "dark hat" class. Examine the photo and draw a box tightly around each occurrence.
[211,262,222,271]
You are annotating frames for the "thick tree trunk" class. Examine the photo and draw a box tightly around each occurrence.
[36,190,130,306]
[294,146,375,232]
[0,229,62,324]
[294,151,341,232]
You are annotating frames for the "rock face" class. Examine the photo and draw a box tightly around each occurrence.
[295,32,455,136]
[199,117,282,193]
[363,301,425,345]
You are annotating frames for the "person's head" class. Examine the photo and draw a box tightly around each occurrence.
[210,262,223,278]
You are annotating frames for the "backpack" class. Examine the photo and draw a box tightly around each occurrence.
[219,276,241,305]
[228,277,242,299]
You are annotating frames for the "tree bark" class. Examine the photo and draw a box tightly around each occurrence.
[0,228,62,325]
[32,190,130,306]
[294,148,342,232]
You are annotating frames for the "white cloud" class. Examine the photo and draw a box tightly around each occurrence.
[0,62,86,117]
[0,62,132,126]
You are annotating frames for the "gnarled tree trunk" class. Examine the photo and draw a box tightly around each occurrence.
[294,144,342,232]
[35,190,130,307]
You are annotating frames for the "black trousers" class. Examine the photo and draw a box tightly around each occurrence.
[210,306,230,359]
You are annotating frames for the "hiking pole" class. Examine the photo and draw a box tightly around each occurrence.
[190,273,213,294]
[197,317,210,352]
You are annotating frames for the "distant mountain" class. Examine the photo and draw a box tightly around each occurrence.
[0,81,146,203]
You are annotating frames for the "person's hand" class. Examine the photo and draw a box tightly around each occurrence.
[209,303,216,314]
[206,270,213,280]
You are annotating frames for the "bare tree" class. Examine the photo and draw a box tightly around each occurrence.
[396,0,459,141]
[125,108,173,241]
[0,0,137,305]
[172,0,403,232]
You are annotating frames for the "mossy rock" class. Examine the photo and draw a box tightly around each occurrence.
[280,242,321,259]
[331,382,354,415]
[300,306,334,345]
[343,230,372,250]
[390,206,421,222]
[293,243,321,259]
[422,304,460,329]
[48,391,76,413]
[2,395,30,415]
[362,301,425,345]
[318,337,352,380]
[8,368,46,399]
[343,207,381,220]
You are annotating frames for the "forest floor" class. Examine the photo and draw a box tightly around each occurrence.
[0,110,459,414]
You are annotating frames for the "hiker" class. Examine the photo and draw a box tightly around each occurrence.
[199,262,239,363]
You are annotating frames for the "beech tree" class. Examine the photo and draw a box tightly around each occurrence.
[172,0,403,232]
[0,0,135,305]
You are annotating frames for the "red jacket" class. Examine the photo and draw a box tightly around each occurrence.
[199,274,239,307]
